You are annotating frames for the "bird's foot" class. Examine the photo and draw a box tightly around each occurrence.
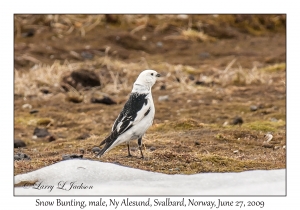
[93,152,102,159]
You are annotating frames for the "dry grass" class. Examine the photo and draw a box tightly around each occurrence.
[14,55,286,97]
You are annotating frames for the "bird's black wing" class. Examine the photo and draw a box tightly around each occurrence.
[98,93,151,154]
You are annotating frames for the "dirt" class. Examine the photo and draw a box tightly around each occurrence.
[14,15,286,176]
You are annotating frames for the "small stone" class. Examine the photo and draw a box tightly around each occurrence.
[76,133,90,140]
[62,154,83,160]
[223,121,229,127]
[91,96,117,105]
[283,145,286,149]
[194,141,200,146]
[188,75,195,81]
[130,147,137,152]
[92,147,101,153]
[62,155,71,160]
[149,146,156,151]
[33,127,50,138]
[270,118,278,122]
[46,135,56,142]
[79,148,85,154]
[14,152,31,161]
[158,95,169,102]
[81,51,94,59]
[14,139,26,148]
[21,28,35,37]
[199,52,210,58]
[22,103,32,109]
[177,14,188,19]
[262,143,273,148]
[250,105,258,111]
[273,146,280,150]
[29,109,39,114]
[160,85,166,90]
[195,81,205,85]
[156,42,163,47]
[232,117,243,125]
[233,150,239,154]
[40,88,51,94]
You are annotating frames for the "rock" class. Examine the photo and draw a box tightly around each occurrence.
[14,152,31,161]
[273,146,280,150]
[81,51,94,59]
[40,88,51,94]
[29,109,39,114]
[45,135,56,142]
[232,117,243,125]
[76,133,91,140]
[233,150,239,154]
[22,103,32,109]
[91,96,117,105]
[21,28,35,37]
[130,147,137,152]
[177,14,188,19]
[194,141,200,146]
[223,121,229,127]
[92,147,101,153]
[270,118,278,122]
[188,75,195,81]
[158,95,169,102]
[149,146,156,151]
[61,69,101,91]
[199,52,210,58]
[14,139,26,148]
[250,105,258,111]
[33,127,50,138]
[79,148,85,154]
[156,42,163,47]
[160,85,166,90]
[62,154,83,160]
[262,143,273,148]
[195,81,206,85]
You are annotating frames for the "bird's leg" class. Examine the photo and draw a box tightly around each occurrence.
[138,137,144,159]
[127,142,132,157]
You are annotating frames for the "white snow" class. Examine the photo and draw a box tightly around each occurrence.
[14,159,285,195]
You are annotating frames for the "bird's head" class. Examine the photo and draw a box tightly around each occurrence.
[132,70,161,92]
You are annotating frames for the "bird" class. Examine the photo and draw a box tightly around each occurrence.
[95,70,161,158]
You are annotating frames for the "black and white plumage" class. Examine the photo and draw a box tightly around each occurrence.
[96,70,160,158]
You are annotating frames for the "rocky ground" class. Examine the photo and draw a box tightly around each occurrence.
[14,14,286,175]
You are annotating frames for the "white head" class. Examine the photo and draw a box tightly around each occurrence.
[132,70,161,93]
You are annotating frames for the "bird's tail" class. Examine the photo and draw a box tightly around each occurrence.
[96,131,119,157]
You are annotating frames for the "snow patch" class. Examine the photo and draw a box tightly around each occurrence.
[14,159,285,195]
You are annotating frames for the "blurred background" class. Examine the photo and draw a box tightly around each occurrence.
[14,15,286,175]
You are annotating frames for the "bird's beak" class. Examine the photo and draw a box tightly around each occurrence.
[156,73,161,77]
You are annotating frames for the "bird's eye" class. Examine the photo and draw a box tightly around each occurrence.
[151,73,153,76]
